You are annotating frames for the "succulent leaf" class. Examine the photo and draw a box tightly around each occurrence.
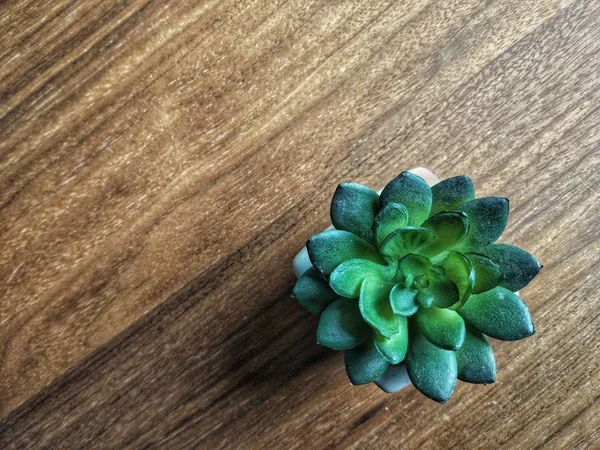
[359,278,399,338]
[420,211,470,257]
[292,267,339,314]
[389,285,419,316]
[480,244,542,292]
[399,253,430,278]
[317,298,371,350]
[329,259,394,298]
[373,202,409,246]
[307,229,385,276]
[331,183,380,242]
[465,252,503,294]
[406,325,457,403]
[380,172,432,226]
[416,290,435,308]
[456,327,496,384]
[345,339,390,385]
[457,287,534,341]
[416,307,466,351]
[425,275,460,308]
[441,251,475,306]
[427,265,447,280]
[379,226,434,260]
[456,197,509,250]
[430,175,475,217]
[374,321,408,364]
[294,171,540,402]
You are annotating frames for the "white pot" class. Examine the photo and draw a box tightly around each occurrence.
[293,167,440,393]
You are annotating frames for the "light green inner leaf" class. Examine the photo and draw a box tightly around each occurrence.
[442,251,475,308]
[374,321,408,365]
[424,275,460,308]
[389,284,418,316]
[421,211,470,257]
[373,202,409,246]
[329,258,394,299]
[427,265,447,280]
[359,277,399,338]
[416,307,466,351]
[399,253,431,278]
[465,252,503,294]
[416,289,434,308]
[379,226,434,260]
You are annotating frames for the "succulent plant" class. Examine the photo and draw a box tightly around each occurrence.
[292,172,541,403]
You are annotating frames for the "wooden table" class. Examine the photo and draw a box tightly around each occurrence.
[1,1,599,448]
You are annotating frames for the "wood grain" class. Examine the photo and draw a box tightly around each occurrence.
[1,0,599,448]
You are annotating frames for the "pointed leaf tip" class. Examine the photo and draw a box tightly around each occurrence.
[457,286,534,341]
[331,182,380,243]
[430,175,475,216]
[456,197,509,250]
[480,244,541,292]
[380,172,432,226]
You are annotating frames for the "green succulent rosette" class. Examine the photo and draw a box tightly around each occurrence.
[292,172,541,403]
